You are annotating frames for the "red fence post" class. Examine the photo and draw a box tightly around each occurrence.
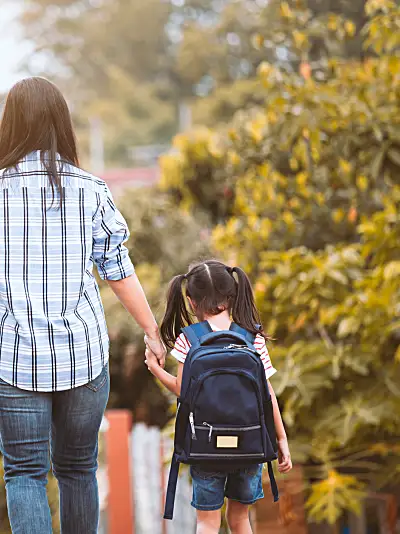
[105,410,135,534]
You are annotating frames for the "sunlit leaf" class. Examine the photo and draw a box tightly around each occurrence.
[337,317,359,338]
[307,471,365,524]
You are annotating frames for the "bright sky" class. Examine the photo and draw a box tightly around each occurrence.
[0,2,32,93]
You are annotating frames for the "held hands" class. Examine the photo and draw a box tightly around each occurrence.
[277,438,292,474]
[144,331,166,370]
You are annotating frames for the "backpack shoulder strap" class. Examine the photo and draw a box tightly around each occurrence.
[229,322,256,345]
[164,454,180,520]
[182,321,212,349]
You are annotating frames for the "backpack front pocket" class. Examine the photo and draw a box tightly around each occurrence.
[191,369,263,426]
[189,423,265,459]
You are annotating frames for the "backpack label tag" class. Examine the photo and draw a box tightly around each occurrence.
[217,436,238,448]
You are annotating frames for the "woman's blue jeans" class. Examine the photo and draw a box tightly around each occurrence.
[0,365,109,534]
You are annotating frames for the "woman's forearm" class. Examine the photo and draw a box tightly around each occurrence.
[107,273,158,336]
[268,381,287,442]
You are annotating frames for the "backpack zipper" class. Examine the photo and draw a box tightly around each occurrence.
[197,424,261,432]
[224,344,256,352]
[202,422,213,442]
[186,346,261,366]
[190,452,265,459]
[189,412,197,440]
[198,423,262,443]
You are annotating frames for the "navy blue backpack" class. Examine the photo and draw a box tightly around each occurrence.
[164,321,279,520]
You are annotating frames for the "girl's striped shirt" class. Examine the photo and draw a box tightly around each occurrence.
[171,322,277,380]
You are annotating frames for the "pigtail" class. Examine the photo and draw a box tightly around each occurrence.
[160,274,192,350]
[231,266,267,340]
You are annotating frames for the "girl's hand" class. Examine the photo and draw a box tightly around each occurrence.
[277,438,292,474]
[145,348,160,375]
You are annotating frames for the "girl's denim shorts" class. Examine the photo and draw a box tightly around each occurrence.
[190,464,264,511]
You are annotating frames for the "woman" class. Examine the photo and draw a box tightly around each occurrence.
[0,77,165,533]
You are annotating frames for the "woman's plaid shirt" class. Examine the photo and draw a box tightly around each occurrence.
[0,152,134,391]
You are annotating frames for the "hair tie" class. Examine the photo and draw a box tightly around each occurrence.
[226,266,234,275]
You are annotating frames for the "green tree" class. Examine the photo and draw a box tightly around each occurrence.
[20,0,176,165]
[171,0,368,96]
[18,0,370,164]
[182,0,368,127]
[161,0,400,524]
[21,0,172,87]
[169,0,266,96]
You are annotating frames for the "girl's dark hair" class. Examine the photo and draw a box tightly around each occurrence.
[0,77,79,204]
[161,260,268,349]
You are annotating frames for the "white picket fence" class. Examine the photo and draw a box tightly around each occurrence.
[132,423,196,534]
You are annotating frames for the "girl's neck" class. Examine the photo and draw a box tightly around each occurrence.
[203,310,231,330]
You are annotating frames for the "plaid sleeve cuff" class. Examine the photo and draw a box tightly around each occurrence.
[97,249,135,281]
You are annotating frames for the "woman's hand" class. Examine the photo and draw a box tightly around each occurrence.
[144,332,166,368]
[277,438,292,474]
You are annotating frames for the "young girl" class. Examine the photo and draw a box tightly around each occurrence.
[145,260,292,534]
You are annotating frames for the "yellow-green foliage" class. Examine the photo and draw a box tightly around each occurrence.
[161,0,400,524]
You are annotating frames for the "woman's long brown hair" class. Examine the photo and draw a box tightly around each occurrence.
[0,77,79,202]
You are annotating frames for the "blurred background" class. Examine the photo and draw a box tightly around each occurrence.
[0,0,399,533]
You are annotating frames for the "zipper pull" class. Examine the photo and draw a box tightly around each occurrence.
[189,412,197,440]
[203,422,213,443]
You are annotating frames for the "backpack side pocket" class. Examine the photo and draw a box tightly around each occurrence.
[175,399,194,459]
[264,398,278,456]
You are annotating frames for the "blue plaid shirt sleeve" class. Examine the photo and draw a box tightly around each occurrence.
[92,184,134,281]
